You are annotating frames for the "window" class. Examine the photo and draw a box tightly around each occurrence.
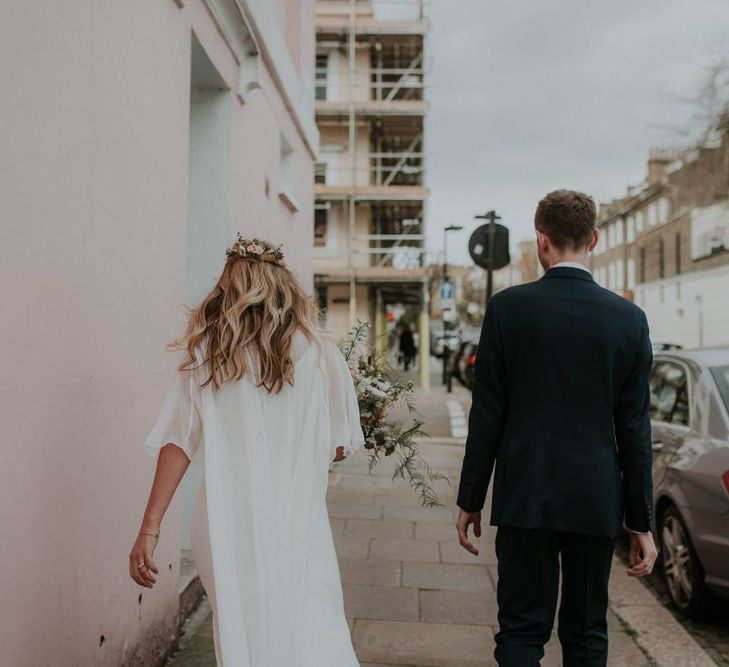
[314,205,328,248]
[314,162,327,184]
[315,53,328,100]
[615,220,624,246]
[648,202,658,226]
[608,223,615,249]
[650,362,689,426]
[639,247,646,282]
[658,197,670,225]
[627,216,635,243]
[658,239,665,279]
[627,258,635,289]
[635,210,644,232]
[316,284,328,325]
[711,365,729,413]
[675,233,682,275]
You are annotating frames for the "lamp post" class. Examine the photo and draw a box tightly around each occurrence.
[443,223,463,280]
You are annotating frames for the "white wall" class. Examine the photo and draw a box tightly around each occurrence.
[636,264,729,348]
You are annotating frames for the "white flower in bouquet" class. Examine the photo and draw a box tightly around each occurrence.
[337,322,449,507]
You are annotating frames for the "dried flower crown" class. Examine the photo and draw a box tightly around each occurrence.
[225,233,285,266]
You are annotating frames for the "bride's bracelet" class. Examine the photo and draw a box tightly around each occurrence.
[139,530,159,539]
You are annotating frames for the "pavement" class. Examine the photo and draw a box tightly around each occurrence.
[165,365,720,667]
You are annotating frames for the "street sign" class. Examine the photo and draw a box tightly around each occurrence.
[468,223,510,270]
[438,278,456,324]
[439,278,454,301]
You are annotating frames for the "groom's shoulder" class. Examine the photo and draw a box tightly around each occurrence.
[592,281,647,321]
[491,279,544,307]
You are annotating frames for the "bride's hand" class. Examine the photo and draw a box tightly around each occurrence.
[129,532,160,588]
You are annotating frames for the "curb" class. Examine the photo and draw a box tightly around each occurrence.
[608,554,715,667]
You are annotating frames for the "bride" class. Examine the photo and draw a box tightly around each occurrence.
[128,235,364,666]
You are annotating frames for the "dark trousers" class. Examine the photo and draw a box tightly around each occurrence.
[494,525,615,667]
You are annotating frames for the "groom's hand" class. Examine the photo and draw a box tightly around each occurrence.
[627,531,658,577]
[457,509,481,556]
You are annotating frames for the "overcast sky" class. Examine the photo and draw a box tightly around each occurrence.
[424,0,729,265]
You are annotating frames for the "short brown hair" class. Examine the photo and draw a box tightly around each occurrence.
[534,189,596,250]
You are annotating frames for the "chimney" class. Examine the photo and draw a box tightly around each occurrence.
[647,148,687,185]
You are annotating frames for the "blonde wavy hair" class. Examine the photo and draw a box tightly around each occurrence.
[169,237,320,393]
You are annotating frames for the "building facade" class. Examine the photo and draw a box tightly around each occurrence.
[0,2,316,665]
[591,121,729,348]
[312,0,430,386]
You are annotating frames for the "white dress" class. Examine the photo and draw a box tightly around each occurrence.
[143,331,365,666]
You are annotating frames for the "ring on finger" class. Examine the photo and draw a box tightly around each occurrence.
[138,562,146,569]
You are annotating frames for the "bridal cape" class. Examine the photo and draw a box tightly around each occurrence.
[144,331,364,666]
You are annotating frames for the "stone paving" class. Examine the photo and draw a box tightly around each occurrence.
[166,369,719,666]
[328,442,651,667]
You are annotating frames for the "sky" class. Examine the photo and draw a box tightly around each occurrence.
[423,0,729,265]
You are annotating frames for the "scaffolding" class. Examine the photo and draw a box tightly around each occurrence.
[315,0,429,386]
[313,0,430,386]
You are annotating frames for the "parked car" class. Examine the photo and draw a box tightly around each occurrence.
[649,348,729,618]
[449,340,478,389]
[430,330,460,358]
[652,341,683,353]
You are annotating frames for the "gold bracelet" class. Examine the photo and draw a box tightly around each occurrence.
[139,530,159,539]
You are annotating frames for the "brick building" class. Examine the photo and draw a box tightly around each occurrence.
[590,117,729,347]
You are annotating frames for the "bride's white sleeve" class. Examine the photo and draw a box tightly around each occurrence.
[143,363,203,465]
[327,342,366,459]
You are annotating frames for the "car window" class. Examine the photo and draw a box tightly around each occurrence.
[710,365,729,414]
[650,361,690,426]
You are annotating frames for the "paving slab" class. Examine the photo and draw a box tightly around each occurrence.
[334,535,371,560]
[328,503,384,520]
[438,541,497,566]
[346,518,416,539]
[370,538,440,562]
[384,506,454,522]
[344,584,420,622]
[353,620,495,666]
[403,562,495,593]
[339,558,403,587]
[420,589,499,626]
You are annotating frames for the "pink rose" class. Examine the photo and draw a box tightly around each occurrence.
[246,243,264,255]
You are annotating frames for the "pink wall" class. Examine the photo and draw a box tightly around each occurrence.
[0,1,315,665]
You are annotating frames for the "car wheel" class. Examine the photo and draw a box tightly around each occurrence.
[659,505,714,619]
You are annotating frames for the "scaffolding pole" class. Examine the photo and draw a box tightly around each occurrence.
[347,0,357,327]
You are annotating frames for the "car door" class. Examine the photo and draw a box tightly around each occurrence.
[649,359,691,486]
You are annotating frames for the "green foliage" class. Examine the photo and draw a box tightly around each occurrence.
[338,322,449,507]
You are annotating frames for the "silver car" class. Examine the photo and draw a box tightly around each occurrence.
[650,348,729,618]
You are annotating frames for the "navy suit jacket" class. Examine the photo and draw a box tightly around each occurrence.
[457,266,654,538]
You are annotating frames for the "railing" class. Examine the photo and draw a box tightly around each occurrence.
[316,0,428,22]
[315,68,425,102]
[316,151,425,187]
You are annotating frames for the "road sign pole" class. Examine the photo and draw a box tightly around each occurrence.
[486,218,496,302]
[474,210,502,305]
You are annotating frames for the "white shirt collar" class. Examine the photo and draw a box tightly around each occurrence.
[552,261,591,275]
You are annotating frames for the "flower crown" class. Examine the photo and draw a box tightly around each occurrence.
[225,233,285,266]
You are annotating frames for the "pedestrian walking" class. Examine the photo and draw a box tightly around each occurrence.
[457,190,658,666]
[129,236,364,666]
[399,323,416,371]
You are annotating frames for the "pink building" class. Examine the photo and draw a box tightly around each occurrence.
[0,1,316,665]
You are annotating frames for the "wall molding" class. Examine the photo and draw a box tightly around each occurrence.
[201,0,319,158]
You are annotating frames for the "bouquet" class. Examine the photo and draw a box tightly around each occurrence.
[338,322,449,507]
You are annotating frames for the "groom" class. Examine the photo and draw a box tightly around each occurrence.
[456,189,658,666]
